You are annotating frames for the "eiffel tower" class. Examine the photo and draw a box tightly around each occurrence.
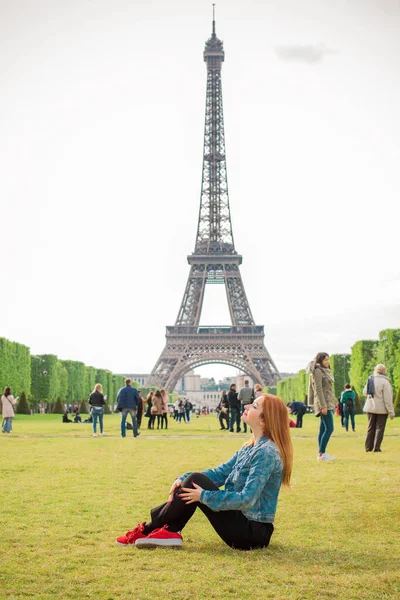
[149,12,280,392]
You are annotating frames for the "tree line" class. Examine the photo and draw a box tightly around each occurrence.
[275,328,400,414]
[0,337,128,411]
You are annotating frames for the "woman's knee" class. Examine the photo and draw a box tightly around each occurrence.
[182,472,217,490]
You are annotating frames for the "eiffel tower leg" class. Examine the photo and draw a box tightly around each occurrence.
[175,265,207,327]
[224,265,255,326]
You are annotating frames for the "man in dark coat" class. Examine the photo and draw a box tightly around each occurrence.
[287,401,307,428]
[228,383,241,433]
[116,379,141,438]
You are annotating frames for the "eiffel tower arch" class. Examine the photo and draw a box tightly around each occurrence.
[149,13,280,392]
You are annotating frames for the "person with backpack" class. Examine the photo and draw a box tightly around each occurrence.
[363,364,395,452]
[1,387,17,434]
[340,384,356,432]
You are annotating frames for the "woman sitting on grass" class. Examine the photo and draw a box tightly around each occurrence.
[116,394,293,550]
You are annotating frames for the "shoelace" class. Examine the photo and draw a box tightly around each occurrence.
[126,523,145,541]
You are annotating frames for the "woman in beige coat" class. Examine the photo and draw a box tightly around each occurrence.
[307,353,336,461]
[363,364,395,452]
[1,387,17,434]
[151,390,164,430]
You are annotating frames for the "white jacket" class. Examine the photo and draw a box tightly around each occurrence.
[363,374,394,417]
[1,395,17,418]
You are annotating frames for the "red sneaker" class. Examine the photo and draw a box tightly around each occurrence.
[135,525,183,549]
[116,522,147,546]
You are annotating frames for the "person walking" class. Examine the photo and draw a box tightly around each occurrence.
[151,390,164,429]
[146,392,154,429]
[160,389,169,430]
[116,379,141,438]
[88,383,106,437]
[1,387,17,434]
[340,384,356,432]
[228,383,241,433]
[238,380,254,434]
[184,399,192,423]
[307,353,336,461]
[287,401,307,428]
[174,399,180,421]
[177,400,186,423]
[137,390,145,429]
[363,364,395,452]
[116,394,293,550]
[218,390,229,430]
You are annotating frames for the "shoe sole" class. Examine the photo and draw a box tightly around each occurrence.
[116,540,135,546]
[135,539,183,549]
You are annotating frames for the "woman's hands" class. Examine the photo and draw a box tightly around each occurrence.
[179,483,203,504]
[321,408,328,416]
[167,478,182,503]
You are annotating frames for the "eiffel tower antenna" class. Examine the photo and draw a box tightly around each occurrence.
[149,17,280,391]
[212,4,216,36]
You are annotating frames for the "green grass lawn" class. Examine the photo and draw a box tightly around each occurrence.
[1,413,399,599]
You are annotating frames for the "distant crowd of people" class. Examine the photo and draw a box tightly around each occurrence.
[2,356,396,457]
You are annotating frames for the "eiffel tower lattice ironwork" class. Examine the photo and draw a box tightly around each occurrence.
[149,14,280,392]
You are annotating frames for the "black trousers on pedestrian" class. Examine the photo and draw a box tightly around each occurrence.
[144,473,273,550]
[219,411,228,429]
[229,407,241,432]
[296,413,303,428]
[365,413,388,451]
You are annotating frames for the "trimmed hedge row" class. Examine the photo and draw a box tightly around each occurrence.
[0,336,127,410]
[277,328,400,414]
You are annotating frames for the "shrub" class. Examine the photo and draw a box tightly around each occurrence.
[16,392,31,415]
[104,402,111,414]
[79,399,88,414]
[394,387,400,417]
[53,397,65,414]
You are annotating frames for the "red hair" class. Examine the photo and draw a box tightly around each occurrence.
[245,394,293,486]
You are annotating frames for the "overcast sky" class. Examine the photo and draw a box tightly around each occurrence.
[1,0,400,382]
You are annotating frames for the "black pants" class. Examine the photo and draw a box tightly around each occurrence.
[365,413,388,451]
[219,412,228,429]
[229,407,241,432]
[161,414,168,429]
[144,473,273,550]
[296,413,304,428]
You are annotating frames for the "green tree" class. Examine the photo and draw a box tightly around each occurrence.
[349,340,379,400]
[79,399,88,414]
[16,392,31,415]
[394,387,400,417]
[53,397,65,414]
[330,354,351,398]
[104,402,111,414]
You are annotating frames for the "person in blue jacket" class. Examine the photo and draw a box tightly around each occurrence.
[287,401,307,428]
[116,394,293,550]
[116,378,141,438]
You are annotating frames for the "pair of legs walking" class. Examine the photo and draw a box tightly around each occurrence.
[219,412,228,429]
[2,417,13,433]
[229,407,241,433]
[343,408,355,432]
[121,408,139,437]
[141,473,273,550]
[365,413,387,452]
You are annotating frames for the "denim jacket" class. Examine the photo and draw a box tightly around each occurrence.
[179,436,283,523]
